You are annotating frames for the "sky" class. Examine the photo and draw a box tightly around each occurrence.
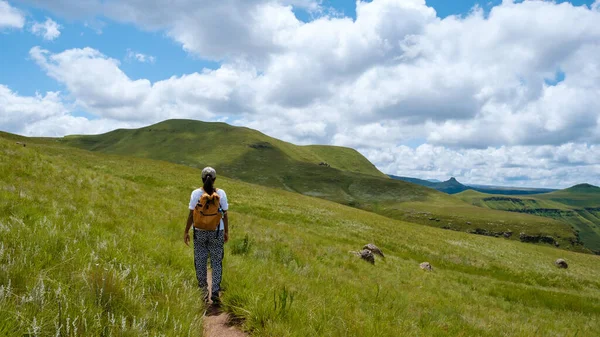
[1,0,600,189]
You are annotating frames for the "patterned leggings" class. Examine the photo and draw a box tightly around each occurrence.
[193,229,225,296]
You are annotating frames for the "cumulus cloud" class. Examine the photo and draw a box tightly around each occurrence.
[125,49,155,63]
[29,46,257,122]
[0,84,136,136]
[362,143,600,188]
[0,84,66,131]
[0,0,24,29]
[11,0,600,186]
[30,17,61,40]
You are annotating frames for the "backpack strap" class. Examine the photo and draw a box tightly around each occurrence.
[213,188,221,238]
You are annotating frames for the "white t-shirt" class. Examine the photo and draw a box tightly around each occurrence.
[188,188,228,230]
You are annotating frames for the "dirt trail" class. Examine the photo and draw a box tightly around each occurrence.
[203,270,247,337]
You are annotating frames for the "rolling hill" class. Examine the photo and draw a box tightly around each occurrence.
[2,132,600,336]
[60,119,387,179]
[456,187,600,253]
[54,119,585,251]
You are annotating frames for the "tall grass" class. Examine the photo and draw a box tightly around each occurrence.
[0,138,204,336]
[1,135,600,336]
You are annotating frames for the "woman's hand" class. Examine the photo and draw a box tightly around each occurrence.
[184,231,191,246]
[224,231,229,243]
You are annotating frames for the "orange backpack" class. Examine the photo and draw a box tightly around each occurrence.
[193,189,222,231]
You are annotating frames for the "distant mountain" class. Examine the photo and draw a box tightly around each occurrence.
[468,184,557,195]
[389,175,469,194]
[389,175,558,195]
[435,177,470,194]
[388,175,438,188]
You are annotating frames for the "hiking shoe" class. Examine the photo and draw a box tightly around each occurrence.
[201,291,210,304]
[211,294,221,305]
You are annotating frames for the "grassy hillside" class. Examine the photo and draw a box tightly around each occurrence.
[536,184,600,208]
[2,132,600,336]
[60,119,387,179]
[456,189,600,253]
[56,120,583,251]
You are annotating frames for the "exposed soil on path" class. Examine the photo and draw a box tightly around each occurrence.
[203,270,248,337]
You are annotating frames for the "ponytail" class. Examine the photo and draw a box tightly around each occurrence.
[203,176,215,195]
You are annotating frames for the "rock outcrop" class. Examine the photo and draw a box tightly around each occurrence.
[419,262,433,271]
[350,249,375,264]
[358,249,375,264]
[363,243,384,258]
[555,258,568,269]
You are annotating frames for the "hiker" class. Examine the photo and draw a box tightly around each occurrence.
[184,167,229,304]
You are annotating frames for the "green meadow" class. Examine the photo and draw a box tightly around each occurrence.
[457,188,600,252]
[58,119,584,251]
[2,132,600,336]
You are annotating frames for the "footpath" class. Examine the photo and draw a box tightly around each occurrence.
[203,270,247,337]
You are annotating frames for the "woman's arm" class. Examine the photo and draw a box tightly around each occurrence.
[223,211,229,243]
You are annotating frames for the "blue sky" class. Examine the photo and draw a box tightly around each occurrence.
[1,0,600,187]
[1,7,218,97]
[3,0,595,98]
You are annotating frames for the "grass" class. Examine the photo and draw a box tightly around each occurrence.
[55,119,584,251]
[2,134,600,336]
[536,184,600,208]
[59,119,387,178]
[0,136,205,336]
[456,189,600,252]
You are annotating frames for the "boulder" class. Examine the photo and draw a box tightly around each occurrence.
[419,262,433,271]
[359,249,375,264]
[363,243,384,258]
[555,259,568,269]
[350,249,375,264]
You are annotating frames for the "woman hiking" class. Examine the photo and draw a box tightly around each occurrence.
[184,167,229,305]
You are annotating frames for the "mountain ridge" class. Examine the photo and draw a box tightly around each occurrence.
[390,175,561,195]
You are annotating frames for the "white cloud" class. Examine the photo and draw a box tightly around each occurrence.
[0,84,66,131]
[362,143,600,189]
[0,1,24,29]
[30,18,61,40]
[12,0,600,187]
[29,46,256,122]
[126,49,155,63]
[0,84,136,136]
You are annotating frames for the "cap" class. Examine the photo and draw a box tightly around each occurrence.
[202,167,216,180]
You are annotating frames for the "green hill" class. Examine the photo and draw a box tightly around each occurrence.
[2,133,600,336]
[536,184,600,208]
[456,188,600,252]
[60,119,387,179]
[52,119,586,251]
